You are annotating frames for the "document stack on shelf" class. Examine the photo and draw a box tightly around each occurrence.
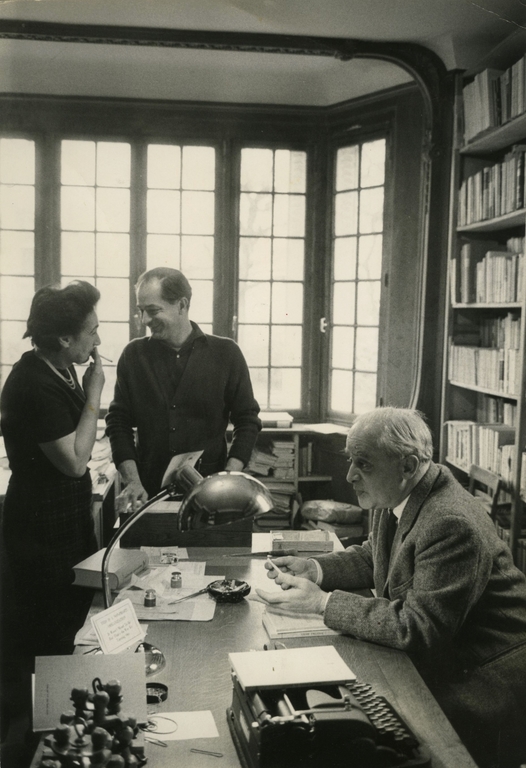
[259,411,294,428]
[254,493,296,530]
[245,445,278,476]
[248,435,297,528]
[271,439,295,481]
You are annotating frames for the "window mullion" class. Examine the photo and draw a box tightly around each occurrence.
[130,141,147,338]
[214,138,239,338]
[36,135,61,288]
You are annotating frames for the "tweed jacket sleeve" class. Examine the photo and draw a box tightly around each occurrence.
[318,464,504,659]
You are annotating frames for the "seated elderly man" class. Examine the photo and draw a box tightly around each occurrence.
[257,407,526,768]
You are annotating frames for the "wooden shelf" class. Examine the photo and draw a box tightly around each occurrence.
[457,209,525,233]
[449,380,519,400]
[460,112,526,155]
[298,475,331,483]
[452,302,522,310]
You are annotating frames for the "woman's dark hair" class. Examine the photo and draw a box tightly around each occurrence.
[135,267,192,304]
[24,281,100,352]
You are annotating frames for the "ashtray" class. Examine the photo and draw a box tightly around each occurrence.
[207,578,251,603]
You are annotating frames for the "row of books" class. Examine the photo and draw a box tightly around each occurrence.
[451,237,524,305]
[297,440,313,477]
[475,251,524,304]
[457,145,525,226]
[476,393,517,427]
[449,343,521,396]
[479,313,521,349]
[445,420,515,479]
[462,53,526,143]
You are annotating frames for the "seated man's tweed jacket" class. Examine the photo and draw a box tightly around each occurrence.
[316,463,526,768]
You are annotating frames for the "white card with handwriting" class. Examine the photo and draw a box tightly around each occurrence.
[91,598,144,654]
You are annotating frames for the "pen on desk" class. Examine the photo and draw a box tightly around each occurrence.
[225,549,297,558]
[167,585,210,604]
[190,748,223,758]
[144,736,167,747]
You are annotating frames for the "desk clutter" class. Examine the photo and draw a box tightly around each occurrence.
[227,647,431,768]
[270,529,334,553]
[36,678,147,768]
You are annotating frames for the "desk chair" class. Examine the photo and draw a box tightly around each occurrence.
[468,465,503,521]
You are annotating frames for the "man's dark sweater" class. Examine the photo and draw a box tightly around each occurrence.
[106,324,261,495]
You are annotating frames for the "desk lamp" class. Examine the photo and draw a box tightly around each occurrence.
[101,466,274,671]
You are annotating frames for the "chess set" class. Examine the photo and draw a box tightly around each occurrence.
[37,677,146,767]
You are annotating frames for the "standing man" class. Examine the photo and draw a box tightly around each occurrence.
[106,267,261,511]
[257,407,526,768]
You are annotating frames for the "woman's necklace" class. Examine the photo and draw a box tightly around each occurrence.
[35,350,77,390]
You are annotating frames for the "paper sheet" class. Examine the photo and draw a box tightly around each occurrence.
[114,574,224,621]
[130,566,206,593]
[145,711,218,741]
[140,546,189,564]
[161,450,203,488]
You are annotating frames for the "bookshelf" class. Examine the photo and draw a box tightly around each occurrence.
[243,424,339,529]
[440,30,526,570]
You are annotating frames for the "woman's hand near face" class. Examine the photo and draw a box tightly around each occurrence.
[82,347,105,402]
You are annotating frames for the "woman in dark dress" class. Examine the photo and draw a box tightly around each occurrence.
[1,281,105,662]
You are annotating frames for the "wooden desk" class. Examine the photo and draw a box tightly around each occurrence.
[31,547,476,768]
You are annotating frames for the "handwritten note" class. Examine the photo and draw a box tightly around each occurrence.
[91,598,145,654]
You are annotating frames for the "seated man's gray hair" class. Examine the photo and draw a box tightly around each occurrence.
[350,407,433,462]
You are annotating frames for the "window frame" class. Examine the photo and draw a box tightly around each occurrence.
[0,79,445,423]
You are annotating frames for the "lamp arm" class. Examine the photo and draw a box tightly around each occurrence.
[101,487,173,609]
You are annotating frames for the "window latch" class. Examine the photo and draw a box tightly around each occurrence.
[320,317,328,333]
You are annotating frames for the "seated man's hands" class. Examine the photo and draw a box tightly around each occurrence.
[256,570,327,615]
[264,555,318,585]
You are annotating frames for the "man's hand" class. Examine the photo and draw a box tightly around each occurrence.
[116,460,148,514]
[256,570,327,615]
[225,457,244,471]
[116,480,149,514]
[264,555,318,584]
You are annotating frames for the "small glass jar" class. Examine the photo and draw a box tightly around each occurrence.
[144,589,157,607]
[170,571,182,589]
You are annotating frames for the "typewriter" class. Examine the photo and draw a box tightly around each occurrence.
[227,647,431,768]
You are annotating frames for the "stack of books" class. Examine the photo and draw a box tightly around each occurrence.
[246,445,277,476]
[259,411,293,428]
[271,439,295,481]
[270,529,334,553]
[262,608,339,640]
